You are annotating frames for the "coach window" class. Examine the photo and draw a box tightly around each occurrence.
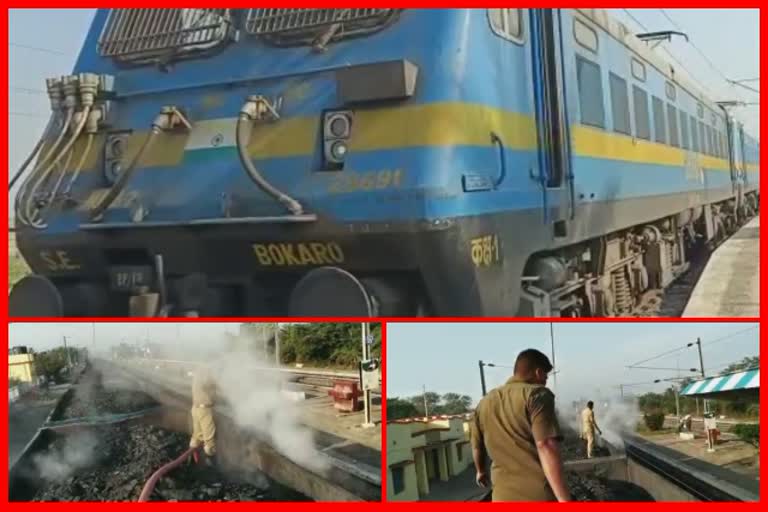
[633,86,651,140]
[631,58,646,82]
[705,124,714,156]
[697,103,704,119]
[719,132,726,159]
[665,82,677,101]
[488,9,524,43]
[574,18,598,53]
[680,113,689,150]
[699,122,708,155]
[652,96,666,144]
[667,104,679,147]
[690,115,699,153]
[576,56,605,128]
[609,73,631,135]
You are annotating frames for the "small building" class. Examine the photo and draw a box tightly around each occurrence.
[9,348,36,383]
[387,414,473,501]
[680,369,759,402]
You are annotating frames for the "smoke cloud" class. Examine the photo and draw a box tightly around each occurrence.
[31,430,99,481]
[558,398,642,452]
[204,341,330,475]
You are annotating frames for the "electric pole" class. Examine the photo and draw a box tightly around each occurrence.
[274,323,281,367]
[63,336,73,370]
[361,322,374,426]
[550,323,557,392]
[696,338,705,377]
[479,360,488,396]
[695,337,707,414]
[422,384,429,417]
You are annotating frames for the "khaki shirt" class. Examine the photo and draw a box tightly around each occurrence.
[192,369,216,406]
[471,377,562,502]
[581,408,597,436]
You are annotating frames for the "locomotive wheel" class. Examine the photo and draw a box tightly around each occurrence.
[9,275,64,317]
[288,267,375,317]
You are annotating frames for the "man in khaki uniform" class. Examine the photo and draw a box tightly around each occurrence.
[580,401,602,459]
[471,349,570,502]
[189,367,217,465]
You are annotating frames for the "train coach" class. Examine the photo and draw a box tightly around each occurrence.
[9,8,759,317]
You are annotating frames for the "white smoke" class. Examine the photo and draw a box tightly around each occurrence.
[203,337,330,475]
[32,430,99,481]
[559,398,641,452]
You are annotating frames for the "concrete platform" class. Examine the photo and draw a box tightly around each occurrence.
[8,385,69,466]
[683,217,759,317]
[636,431,759,480]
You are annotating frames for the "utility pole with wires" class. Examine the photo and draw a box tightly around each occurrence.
[550,323,557,393]
[422,384,430,417]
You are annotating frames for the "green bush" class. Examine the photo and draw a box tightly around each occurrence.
[732,423,759,448]
[644,411,666,431]
[276,323,381,369]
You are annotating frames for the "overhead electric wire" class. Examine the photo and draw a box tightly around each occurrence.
[621,9,704,92]
[9,41,66,55]
[701,326,758,347]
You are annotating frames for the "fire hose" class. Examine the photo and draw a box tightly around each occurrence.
[138,446,198,502]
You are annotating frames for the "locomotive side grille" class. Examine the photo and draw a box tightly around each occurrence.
[98,9,232,61]
[244,8,393,35]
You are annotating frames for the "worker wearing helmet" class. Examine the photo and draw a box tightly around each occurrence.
[580,401,602,459]
[189,367,217,465]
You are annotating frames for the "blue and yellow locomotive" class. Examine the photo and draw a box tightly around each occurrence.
[10,8,759,317]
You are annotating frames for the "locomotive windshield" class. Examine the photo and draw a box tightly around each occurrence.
[97,8,400,64]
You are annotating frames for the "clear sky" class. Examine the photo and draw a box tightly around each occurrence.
[7,8,759,205]
[8,322,241,356]
[386,322,759,405]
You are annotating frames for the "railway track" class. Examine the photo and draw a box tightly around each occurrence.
[622,434,758,501]
[631,214,757,318]
[128,358,380,396]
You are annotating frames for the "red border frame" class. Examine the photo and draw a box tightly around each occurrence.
[3,3,765,509]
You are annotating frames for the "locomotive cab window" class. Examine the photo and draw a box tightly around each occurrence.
[488,9,524,43]
[576,56,605,128]
[98,9,234,63]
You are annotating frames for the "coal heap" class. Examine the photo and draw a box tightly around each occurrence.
[560,434,611,461]
[567,474,655,502]
[59,374,158,420]
[30,369,310,502]
[32,424,307,502]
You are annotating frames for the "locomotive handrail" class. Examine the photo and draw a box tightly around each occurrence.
[79,214,318,230]
[490,132,507,189]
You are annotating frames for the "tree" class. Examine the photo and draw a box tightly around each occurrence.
[722,356,759,374]
[408,392,441,416]
[33,347,78,383]
[387,398,420,420]
[276,323,381,368]
[440,393,473,415]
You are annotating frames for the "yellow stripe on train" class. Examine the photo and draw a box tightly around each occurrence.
[67,102,731,172]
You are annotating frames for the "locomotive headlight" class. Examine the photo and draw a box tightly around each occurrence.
[325,112,352,139]
[330,141,348,160]
[324,110,353,166]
